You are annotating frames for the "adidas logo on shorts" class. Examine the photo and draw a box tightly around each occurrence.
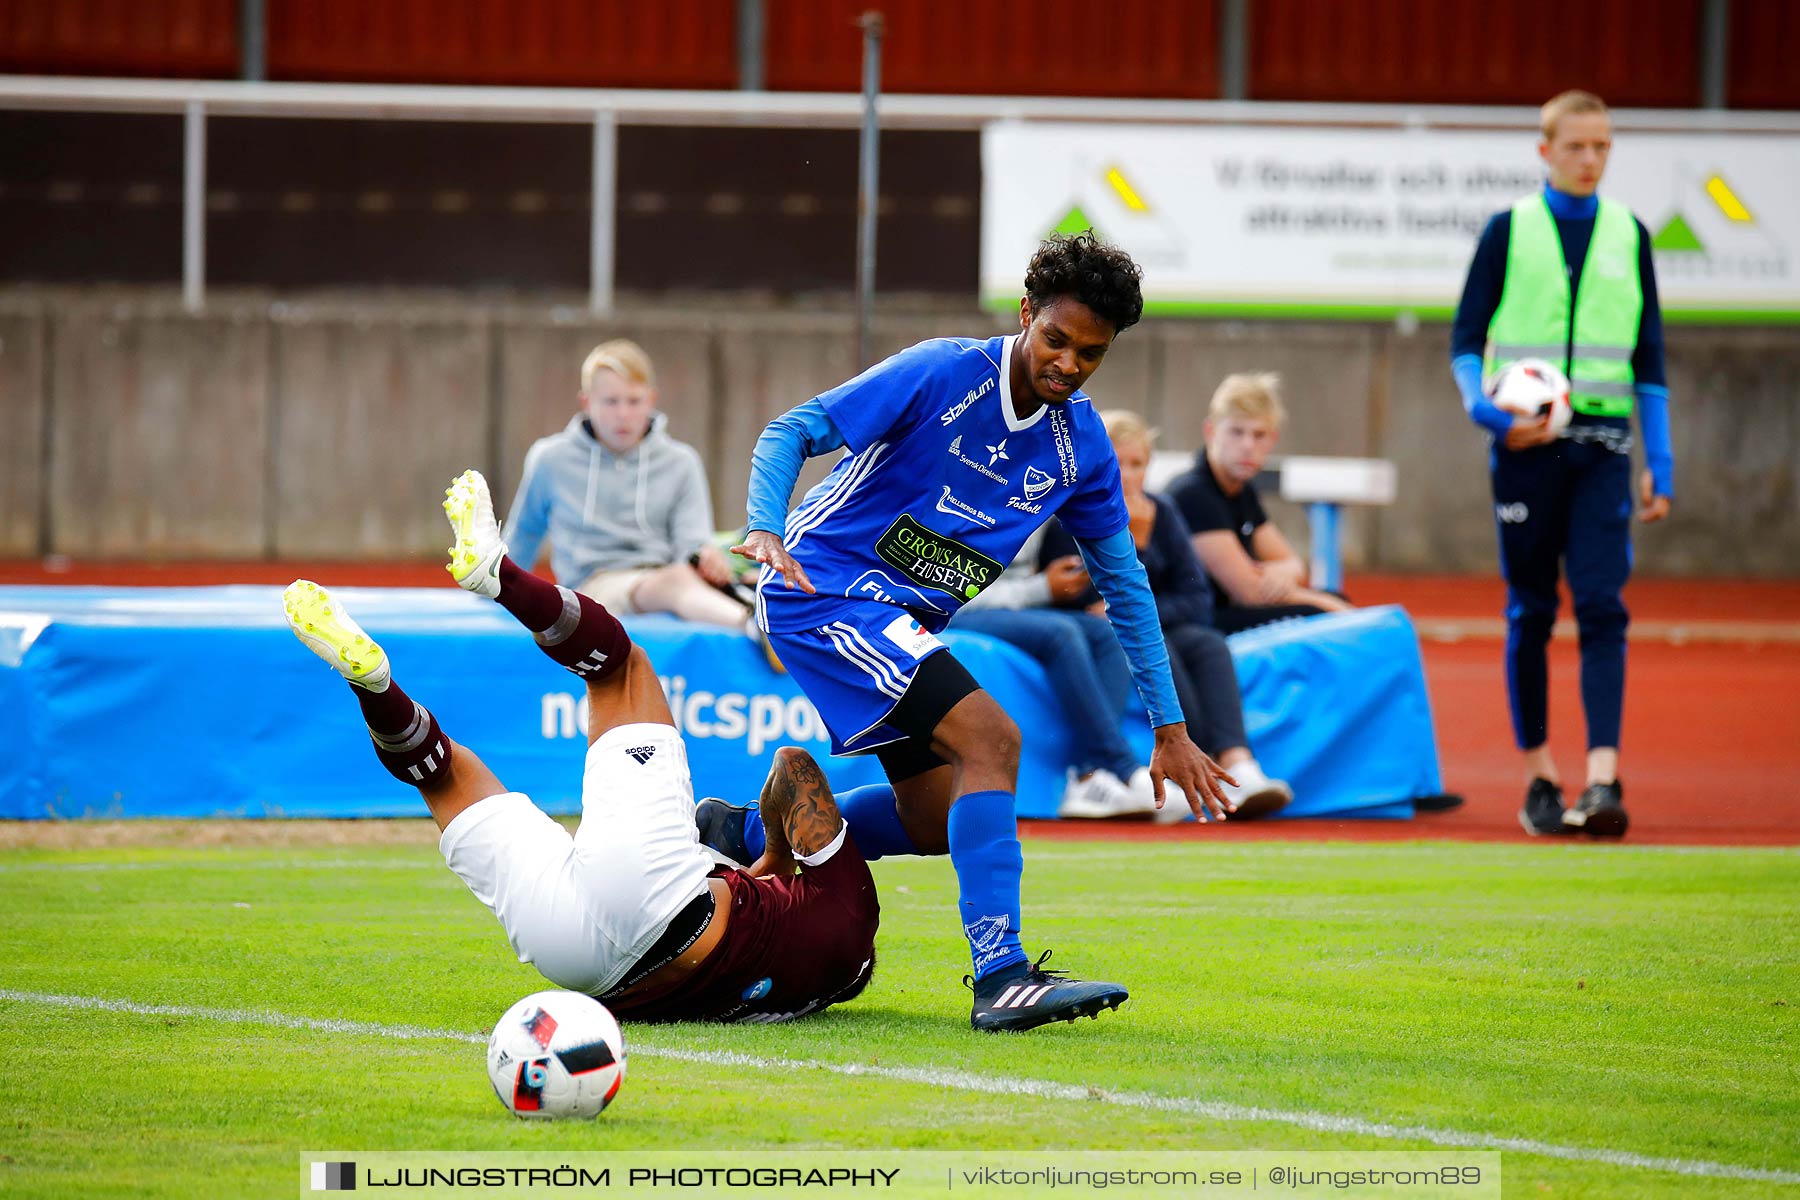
[626,745,656,765]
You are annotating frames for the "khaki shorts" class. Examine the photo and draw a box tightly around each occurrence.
[576,566,658,614]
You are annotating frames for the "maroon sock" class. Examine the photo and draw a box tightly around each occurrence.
[493,556,630,680]
[496,557,568,631]
[350,678,417,738]
[350,678,452,789]
[532,584,631,681]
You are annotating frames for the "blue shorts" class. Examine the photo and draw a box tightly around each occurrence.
[766,600,949,757]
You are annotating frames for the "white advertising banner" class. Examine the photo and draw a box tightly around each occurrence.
[980,123,1800,321]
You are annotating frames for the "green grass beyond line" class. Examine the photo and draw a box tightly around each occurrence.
[1,836,1795,1199]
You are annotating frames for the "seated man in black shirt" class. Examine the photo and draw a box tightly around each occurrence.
[1166,373,1353,636]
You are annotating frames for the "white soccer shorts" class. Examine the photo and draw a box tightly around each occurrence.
[438,722,716,996]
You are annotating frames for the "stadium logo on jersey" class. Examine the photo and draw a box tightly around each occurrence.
[1021,466,1056,501]
[939,376,993,426]
[626,745,657,765]
[874,515,1004,600]
[986,439,1010,466]
[936,485,997,527]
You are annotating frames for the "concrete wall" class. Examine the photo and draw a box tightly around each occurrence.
[0,311,47,557]
[1,290,1795,577]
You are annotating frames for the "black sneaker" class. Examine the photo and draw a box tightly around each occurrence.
[694,798,755,867]
[1564,780,1628,838]
[1519,777,1570,836]
[1412,792,1465,813]
[965,950,1128,1033]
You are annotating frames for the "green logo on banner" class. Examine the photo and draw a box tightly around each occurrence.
[1652,212,1704,252]
[1051,204,1100,238]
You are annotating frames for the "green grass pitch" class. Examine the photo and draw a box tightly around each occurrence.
[1,831,1795,1198]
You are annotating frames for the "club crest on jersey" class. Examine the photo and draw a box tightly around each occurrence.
[874,515,1003,601]
[1022,466,1055,501]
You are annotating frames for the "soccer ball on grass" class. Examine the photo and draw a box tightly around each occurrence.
[486,990,626,1119]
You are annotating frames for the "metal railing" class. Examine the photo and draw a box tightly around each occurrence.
[6,74,1798,316]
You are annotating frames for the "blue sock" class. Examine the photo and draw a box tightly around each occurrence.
[946,789,1027,980]
[742,805,766,861]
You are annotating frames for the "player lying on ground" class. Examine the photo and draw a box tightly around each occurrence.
[723,233,1236,1033]
[280,470,876,1024]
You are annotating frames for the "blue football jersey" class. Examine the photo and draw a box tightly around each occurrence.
[759,335,1128,635]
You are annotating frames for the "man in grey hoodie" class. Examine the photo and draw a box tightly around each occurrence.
[504,340,749,628]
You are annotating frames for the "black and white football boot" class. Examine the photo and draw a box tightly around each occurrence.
[966,950,1128,1033]
[694,798,756,868]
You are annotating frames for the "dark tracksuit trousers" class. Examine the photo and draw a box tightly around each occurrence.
[1490,437,1632,751]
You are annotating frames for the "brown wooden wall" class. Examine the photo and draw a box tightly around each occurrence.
[1728,0,1800,110]
[1249,0,1702,108]
[763,0,1221,98]
[5,0,1796,108]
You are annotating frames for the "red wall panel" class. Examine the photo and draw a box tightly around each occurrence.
[1251,0,1701,108]
[765,0,1220,98]
[1728,0,1800,110]
[0,0,237,77]
[266,0,738,89]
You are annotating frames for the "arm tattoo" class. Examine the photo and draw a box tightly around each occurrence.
[769,751,842,859]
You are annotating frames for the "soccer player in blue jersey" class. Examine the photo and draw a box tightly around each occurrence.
[722,233,1235,1032]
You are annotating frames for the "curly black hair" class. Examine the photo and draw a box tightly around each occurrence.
[1023,232,1145,335]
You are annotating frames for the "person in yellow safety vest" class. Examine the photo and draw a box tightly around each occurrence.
[1450,90,1675,841]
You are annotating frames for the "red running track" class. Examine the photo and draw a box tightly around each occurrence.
[1027,636,1800,847]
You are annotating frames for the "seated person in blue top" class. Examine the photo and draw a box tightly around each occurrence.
[1166,373,1353,636]
[951,526,1160,821]
[504,339,750,629]
[1042,409,1294,820]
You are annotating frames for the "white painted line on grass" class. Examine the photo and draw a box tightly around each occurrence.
[0,858,436,874]
[2,988,1794,1185]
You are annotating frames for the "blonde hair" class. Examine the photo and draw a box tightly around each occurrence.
[1209,372,1286,428]
[1100,408,1157,451]
[580,338,655,393]
[1540,89,1609,141]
